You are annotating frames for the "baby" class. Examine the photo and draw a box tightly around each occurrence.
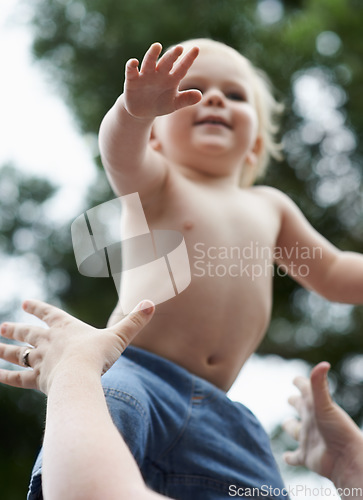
[26,39,363,499]
[100,39,363,391]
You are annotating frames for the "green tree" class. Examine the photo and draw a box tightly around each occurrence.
[1,0,363,497]
[0,164,115,499]
[0,165,53,499]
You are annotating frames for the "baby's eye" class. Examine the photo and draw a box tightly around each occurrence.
[226,91,246,102]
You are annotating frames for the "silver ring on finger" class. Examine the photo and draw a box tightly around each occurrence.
[22,347,33,368]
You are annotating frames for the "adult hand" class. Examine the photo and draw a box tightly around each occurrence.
[0,299,154,395]
[283,362,363,489]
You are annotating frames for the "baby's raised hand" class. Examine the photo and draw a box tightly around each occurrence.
[123,43,202,120]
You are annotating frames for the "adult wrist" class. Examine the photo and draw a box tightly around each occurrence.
[331,438,363,492]
[45,358,102,395]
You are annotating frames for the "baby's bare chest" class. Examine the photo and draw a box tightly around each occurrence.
[145,185,280,264]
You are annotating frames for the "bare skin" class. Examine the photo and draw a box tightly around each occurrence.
[100,41,363,391]
[0,300,170,500]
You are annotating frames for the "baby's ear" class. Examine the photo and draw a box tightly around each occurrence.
[245,135,263,166]
[241,136,264,187]
[149,126,162,151]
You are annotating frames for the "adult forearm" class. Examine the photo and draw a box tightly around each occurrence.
[42,364,146,500]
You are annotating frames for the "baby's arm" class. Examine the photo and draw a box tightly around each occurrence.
[98,43,201,200]
[284,362,363,497]
[260,186,363,303]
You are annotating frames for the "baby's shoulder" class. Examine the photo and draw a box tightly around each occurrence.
[239,186,300,223]
[246,185,295,208]
[242,185,285,204]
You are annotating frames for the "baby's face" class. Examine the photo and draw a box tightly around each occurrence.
[152,47,261,179]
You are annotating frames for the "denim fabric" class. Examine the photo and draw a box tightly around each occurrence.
[28,346,288,499]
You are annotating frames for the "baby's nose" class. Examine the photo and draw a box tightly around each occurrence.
[203,88,225,107]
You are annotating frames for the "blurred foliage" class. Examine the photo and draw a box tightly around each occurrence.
[0,385,45,500]
[1,0,363,497]
[0,165,116,499]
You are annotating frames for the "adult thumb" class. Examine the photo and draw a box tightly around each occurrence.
[110,300,155,351]
[310,361,332,417]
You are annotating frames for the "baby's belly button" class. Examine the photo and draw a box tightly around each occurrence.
[207,355,218,366]
[205,352,223,366]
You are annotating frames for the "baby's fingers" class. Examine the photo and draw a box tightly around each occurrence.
[175,89,202,111]
[0,367,36,390]
[125,58,140,81]
[140,42,162,74]
[156,45,184,73]
[171,46,199,81]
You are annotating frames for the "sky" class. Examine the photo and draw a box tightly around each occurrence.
[0,1,342,497]
[0,0,96,316]
[0,0,96,217]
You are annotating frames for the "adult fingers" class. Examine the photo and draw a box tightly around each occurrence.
[293,376,310,397]
[288,394,302,411]
[1,322,45,346]
[0,368,36,390]
[283,449,304,467]
[108,300,155,351]
[310,362,332,417]
[23,299,68,327]
[0,343,34,368]
[283,418,302,442]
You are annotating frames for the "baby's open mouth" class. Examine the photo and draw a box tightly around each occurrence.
[194,116,231,129]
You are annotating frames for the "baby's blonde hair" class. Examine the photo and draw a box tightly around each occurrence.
[176,38,283,186]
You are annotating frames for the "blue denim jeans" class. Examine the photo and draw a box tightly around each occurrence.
[28,346,288,499]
